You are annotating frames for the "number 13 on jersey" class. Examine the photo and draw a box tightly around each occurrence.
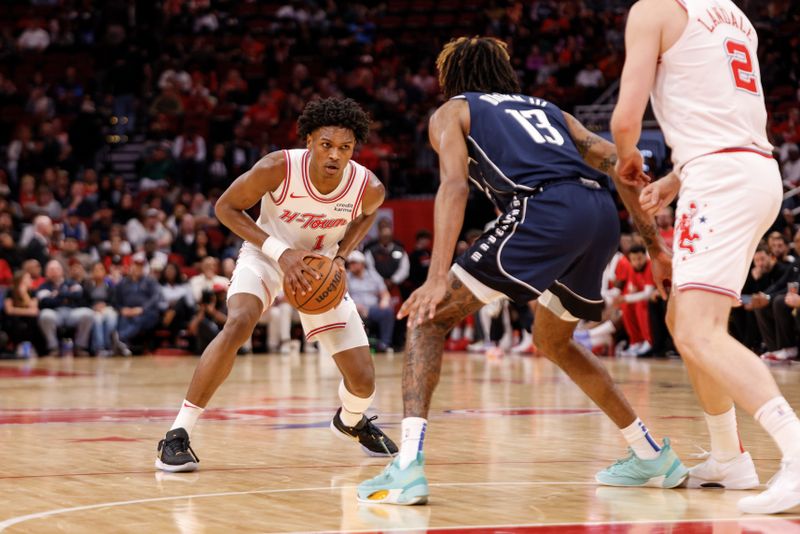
[505,109,565,146]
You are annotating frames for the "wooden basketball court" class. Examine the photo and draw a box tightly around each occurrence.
[1,351,799,533]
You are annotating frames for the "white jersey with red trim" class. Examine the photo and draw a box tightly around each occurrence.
[252,148,370,259]
[651,0,772,169]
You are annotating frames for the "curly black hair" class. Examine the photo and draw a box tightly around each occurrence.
[296,97,370,144]
[436,36,520,99]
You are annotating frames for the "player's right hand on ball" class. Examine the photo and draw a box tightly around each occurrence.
[279,249,322,296]
[398,275,447,327]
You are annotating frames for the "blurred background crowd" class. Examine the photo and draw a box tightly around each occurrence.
[0,0,799,359]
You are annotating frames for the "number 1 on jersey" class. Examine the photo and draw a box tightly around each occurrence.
[313,235,326,251]
[724,39,759,95]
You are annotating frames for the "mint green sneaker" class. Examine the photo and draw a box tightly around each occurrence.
[357,452,429,505]
[595,438,688,488]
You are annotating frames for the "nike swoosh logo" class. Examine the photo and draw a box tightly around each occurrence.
[290,193,307,199]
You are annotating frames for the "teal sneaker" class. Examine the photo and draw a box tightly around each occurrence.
[595,438,688,488]
[357,452,429,505]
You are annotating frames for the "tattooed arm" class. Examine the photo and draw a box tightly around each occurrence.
[563,112,672,298]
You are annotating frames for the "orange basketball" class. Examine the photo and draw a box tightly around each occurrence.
[283,256,346,314]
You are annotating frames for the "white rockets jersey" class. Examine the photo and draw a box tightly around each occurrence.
[249,148,371,260]
[651,0,773,169]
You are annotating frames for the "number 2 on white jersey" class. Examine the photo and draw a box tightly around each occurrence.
[505,109,565,146]
[724,39,759,95]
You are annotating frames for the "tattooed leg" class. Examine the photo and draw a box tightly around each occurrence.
[402,272,484,418]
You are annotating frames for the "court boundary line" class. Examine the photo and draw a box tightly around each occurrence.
[0,481,593,531]
[303,514,800,534]
[1,480,797,532]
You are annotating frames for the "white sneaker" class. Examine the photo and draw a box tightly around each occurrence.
[738,458,800,514]
[622,342,642,357]
[511,331,533,354]
[688,451,760,489]
[467,341,494,353]
[634,340,652,357]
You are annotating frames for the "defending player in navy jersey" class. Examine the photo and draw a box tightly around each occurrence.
[358,37,687,505]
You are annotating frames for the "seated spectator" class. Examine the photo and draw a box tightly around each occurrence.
[782,144,800,188]
[733,245,787,351]
[23,215,54,267]
[0,231,22,272]
[36,260,94,357]
[192,229,217,263]
[346,251,394,352]
[115,256,162,353]
[171,213,199,264]
[188,286,227,353]
[32,185,62,220]
[85,262,119,356]
[3,270,46,356]
[159,262,195,340]
[364,218,409,289]
[614,245,655,357]
[190,257,229,303]
[753,231,800,361]
[127,208,172,251]
[62,210,89,243]
[768,231,793,264]
[136,238,168,273]
[22,259,45,289]
[54,237,93,271]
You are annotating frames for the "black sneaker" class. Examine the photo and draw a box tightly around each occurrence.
[155,428,200,472]
[330,407,398,457]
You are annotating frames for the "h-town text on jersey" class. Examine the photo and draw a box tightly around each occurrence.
[278,210,349,229]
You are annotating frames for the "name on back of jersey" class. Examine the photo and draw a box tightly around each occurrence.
[278,210,348,229]
[479,93,549,108]
[697,2,754,40]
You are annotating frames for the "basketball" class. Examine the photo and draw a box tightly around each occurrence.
[283,256,346,314]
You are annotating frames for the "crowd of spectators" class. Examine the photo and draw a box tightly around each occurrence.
[0,1,798,357]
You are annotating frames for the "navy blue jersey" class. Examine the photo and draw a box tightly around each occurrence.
[456,92,608,211]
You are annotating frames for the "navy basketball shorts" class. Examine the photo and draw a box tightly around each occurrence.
[454,180,619,322]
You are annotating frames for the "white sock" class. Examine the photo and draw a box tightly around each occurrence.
[755,396,800,459]
[338,380,374,427]
[170,399,205,436]
[398,417,427,469]
[621,418,661,460]
[705,407,743,462]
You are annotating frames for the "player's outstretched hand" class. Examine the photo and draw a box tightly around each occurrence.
[639,172,680,216]
[615,152,650,188]
[397,276,447,327]
[279,249,323,296]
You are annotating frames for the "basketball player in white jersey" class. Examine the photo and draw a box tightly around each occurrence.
[613,0,800,513]
[155,98,398,472]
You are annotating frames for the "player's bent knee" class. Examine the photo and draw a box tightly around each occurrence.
[344,373,375,397]
[221,311,260,345]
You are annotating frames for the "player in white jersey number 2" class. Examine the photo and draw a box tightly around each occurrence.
[613,0,800,514]
[155,98,398,472]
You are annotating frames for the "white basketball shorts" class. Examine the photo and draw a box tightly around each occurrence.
[228,245,368,355]
[672,151,782,302]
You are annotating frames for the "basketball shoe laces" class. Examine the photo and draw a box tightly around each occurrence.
[162,433,199,463]
[359,415,393,456]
